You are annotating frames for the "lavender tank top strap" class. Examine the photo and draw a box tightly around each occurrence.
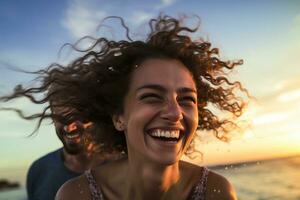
[190,167,210,200]
[84,169,104,200]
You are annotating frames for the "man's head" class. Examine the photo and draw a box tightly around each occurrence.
[47,82,88,154]
[51,104,93,155]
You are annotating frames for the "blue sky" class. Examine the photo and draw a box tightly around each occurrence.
[1,0,300,184]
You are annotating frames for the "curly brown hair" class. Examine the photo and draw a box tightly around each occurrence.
[0,15,248,155]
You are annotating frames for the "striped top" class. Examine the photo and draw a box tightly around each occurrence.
[85,167,209,200]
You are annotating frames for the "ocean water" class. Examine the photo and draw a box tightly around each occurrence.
[0,188,26,200]
[214,156,300,200]
[1,156,299,200]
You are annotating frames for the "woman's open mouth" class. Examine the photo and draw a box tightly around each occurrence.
[146,129,183,143]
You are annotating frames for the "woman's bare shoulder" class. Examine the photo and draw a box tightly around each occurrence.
[206,170,238,200]
[179,161,237,199]
[55,174,90,200]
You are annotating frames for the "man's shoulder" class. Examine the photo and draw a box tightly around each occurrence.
[30,148,63,168]
[27,148,64,187]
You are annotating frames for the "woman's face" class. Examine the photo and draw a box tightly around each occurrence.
[114,58,198,165]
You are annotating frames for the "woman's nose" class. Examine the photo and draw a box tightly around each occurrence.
[160,100,183,122]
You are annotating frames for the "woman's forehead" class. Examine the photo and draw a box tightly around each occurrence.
[129,58,196,92]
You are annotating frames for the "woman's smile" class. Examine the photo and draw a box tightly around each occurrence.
[114,58,198,165]
[147,128,182,140]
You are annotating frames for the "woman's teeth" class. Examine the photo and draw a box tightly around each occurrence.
[149,129,180,139]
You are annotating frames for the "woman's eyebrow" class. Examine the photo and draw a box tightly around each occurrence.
[136,84,166,93]
[136,84,196,94]
[177,87,197,94]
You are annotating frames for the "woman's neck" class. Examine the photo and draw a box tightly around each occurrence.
[124,158,180,200]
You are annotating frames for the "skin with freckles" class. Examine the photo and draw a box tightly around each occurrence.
[55,59,237,200]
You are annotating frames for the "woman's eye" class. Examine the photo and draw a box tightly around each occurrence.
[139,93,163,102]
[178,96,196,105]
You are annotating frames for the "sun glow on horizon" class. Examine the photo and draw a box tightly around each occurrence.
[277,89,300,102]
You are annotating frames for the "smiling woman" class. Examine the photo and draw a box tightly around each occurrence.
[0,15,248,199]
[114,59,199,166]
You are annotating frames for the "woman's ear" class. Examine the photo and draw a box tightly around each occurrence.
[112,114,125,131]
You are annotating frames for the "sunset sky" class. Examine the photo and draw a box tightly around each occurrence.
[1,0,300,180]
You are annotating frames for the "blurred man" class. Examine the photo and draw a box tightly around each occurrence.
[26,106,107,200]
